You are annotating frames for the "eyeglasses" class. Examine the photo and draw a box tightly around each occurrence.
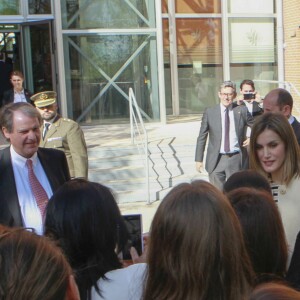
[0,227,35,240]
[220,93,234,97]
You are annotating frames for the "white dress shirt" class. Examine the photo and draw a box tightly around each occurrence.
[14,89,27,103]
[220,104,239,153]
[243,100,253,115]
[10,146,53,235]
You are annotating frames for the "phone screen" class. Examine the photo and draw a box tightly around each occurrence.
[122,214,143,260]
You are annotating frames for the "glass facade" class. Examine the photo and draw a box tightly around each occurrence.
[61,0,159,123]
[0,0,283,123]
[28,0,52,14]
[162,0,279,115]
[176,18,223,113]
[229,18,278,96]
[0,1,20,15]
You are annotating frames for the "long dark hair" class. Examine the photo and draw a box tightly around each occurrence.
[227,187,288,280]
[143,180,254,300]
[45,179,128,300]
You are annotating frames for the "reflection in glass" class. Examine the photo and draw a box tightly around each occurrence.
[65,34,159,123]
[61,0,155,29]
[228,0,275,14]
[29,23,53,92]
[176,18,223,113]
[28,0,52,14]
[229,18,277,97]
[161,0,168,13]
[162,19,172,114]
[175,0,221,13]
[0,0,20,15]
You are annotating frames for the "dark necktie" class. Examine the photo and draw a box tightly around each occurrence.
[224,108,230,152]
[26,159,49,220]
[43,123,50,140]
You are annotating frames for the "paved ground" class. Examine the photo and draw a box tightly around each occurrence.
[0,115,207,233]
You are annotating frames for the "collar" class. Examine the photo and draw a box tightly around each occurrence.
[10,146,38,168]
[44,114,58,125]
[220,103,232,111]
[288,115,294,125]
[14,89,24,94]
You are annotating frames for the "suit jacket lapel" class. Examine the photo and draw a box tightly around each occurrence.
[37,148,62,193]
[1,148,23,226]
[233,106,242,139]
[214,105,222,135]
[42,115,60,141]
[45,122,58,139]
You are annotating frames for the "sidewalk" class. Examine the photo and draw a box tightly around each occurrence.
[0,116,206,233]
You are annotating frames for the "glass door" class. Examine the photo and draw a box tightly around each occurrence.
[21,20,56,94]
[162,0,223,116]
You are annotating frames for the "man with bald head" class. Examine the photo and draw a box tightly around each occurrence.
[263,88,300,145]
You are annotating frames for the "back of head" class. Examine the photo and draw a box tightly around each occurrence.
[144,180,253,300]
[0,225,73,300]
[264,88,293,110]
[223,170,272,194]
[250,282,300,300]
[45,179,128,299]
[227,187,287,279]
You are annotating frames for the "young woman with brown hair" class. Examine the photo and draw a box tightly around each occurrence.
[143,180,254,300]
[249,112,300,260]
[0,225,79,300]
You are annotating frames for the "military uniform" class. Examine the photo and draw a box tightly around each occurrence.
[31,91,88,179]
[40,115,88,179]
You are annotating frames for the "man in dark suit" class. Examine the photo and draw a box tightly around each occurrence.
[195,81,254,190]
[0,102,70,234]
[2,70,32,106]
[263,88,300,145]
[235,79,263,119]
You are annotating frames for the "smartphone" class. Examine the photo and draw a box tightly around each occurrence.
[122,214,143,260]
[244,93,255,100]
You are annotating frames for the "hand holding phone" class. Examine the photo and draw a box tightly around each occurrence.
[121,214,143,261]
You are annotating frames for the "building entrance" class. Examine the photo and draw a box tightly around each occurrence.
[0,21,56,96]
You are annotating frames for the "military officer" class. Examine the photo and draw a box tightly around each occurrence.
[31,91,88,179]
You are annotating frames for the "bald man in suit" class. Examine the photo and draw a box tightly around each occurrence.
[263,88,300,145]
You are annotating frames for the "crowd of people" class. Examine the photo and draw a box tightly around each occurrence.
[0,73,300,299]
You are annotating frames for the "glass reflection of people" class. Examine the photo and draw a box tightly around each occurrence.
[249,112,300,263]
[235,79,263,119]
[2,70,33,106]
